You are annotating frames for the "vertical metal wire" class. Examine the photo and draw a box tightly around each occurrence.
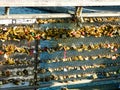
[34,40,39,90]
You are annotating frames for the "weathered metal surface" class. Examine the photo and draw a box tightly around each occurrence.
[40,79,120,90]
[0,19,36,25]
[1,85,40,90]
[36,6,120,13]
[0,0,119,7]
[0,12,119,20]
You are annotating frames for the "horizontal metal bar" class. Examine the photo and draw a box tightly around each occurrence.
[67,79,120,89]
[0,74,34,80]
[40,57,120,69]
[0,13,119,25]
[0,13,119,24]
[0,0,119,7]
[0,64,34,70]
[0,19,36,25]
[9,53,33,59]
[0,12,119,19]
[39,65,120,77]
[1,83,54,90]
[40,22,120,30]
[56,36,120,47]
[0,40,35,47]
[0,85,40,90]
[40,48,120,60]
[40,79,120,90]
[40,36,120,49]
[57,74,119,84]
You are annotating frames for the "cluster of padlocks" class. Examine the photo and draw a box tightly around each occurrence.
[38,17,120,86]
[0,17,120,89]
[0,27,36,87]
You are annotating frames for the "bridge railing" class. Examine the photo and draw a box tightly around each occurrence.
[0,1,120,90]
[0,0,119,18]
[0,0,119,24]
[0,0,119,7]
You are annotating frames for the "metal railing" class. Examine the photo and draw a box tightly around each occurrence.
[0,0,120,90]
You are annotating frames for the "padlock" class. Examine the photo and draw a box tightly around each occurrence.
[92,73,98,79]
[5,70,11,77]
[23,69,29,76]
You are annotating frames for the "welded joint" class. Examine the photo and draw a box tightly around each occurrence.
[5,7,10,15]
[75,6,84,23]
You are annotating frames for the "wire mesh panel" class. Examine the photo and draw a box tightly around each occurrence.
[0,0,119,89]
[0,26,38,90]
[38,17,120,89]
[0,16,119,90]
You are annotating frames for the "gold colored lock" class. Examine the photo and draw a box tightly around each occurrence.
[92,73,98,79]
[6,58,15,65]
